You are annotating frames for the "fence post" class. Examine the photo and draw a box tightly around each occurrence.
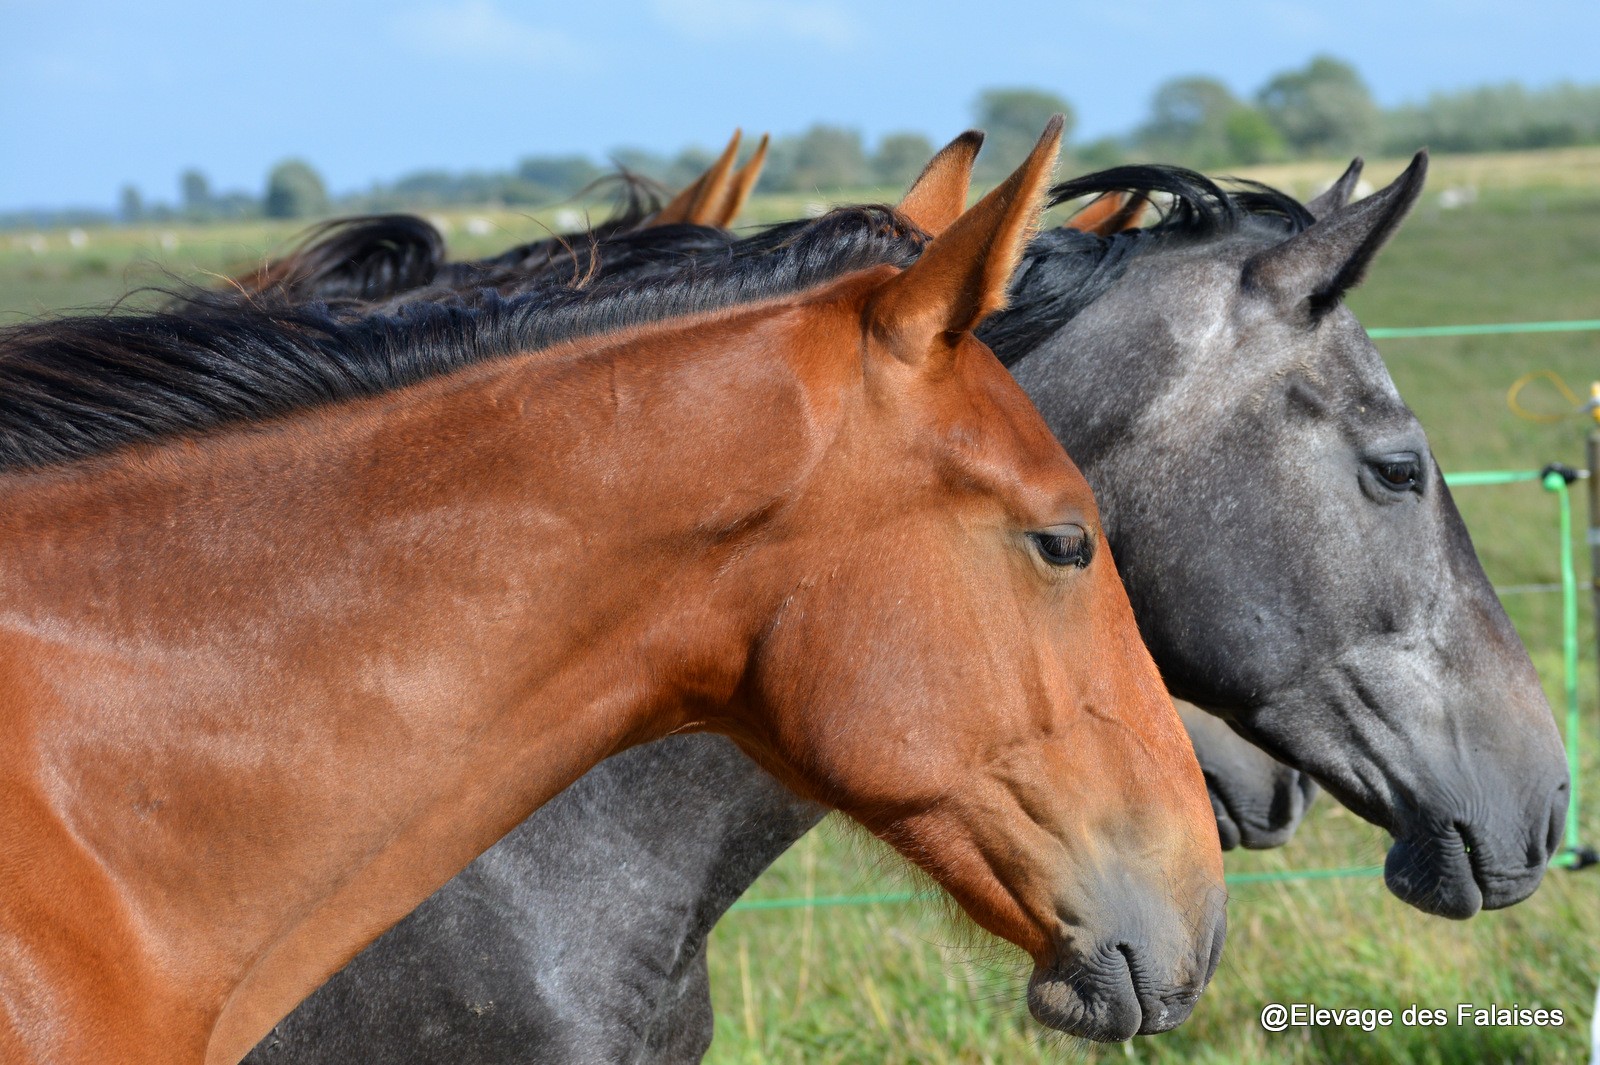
[1545,464,1586,865]
[1588,390,1600,701]
[1588,394,1600,760]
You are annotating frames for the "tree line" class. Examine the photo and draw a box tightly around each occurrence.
[13,56,1600,228]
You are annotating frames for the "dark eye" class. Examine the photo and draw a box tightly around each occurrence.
[1370,454,1421,493]
[1032,525,1093,568]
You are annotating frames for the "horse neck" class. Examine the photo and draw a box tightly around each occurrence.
[0,306,840,1059]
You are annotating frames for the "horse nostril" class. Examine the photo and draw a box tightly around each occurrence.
[1545,781,1570,858]
[1204,910,1227,983]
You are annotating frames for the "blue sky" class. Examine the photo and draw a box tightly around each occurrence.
[2,0,1596,211]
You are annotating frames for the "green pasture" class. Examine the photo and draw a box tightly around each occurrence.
[1,160,1597,1064]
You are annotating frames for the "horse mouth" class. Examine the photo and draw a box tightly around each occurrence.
[1382,822,1548,919]
[1204,772,1316,852]
[1026,956,1205,1041]
[1026,914,1224,1041]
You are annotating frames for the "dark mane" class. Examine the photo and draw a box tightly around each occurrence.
[239,164,1318,379]
[979,164,1315,364]
[384,205,929,313]
[235,171,668,307]
[431,169,670,292]
[0,206,927,473]
[236,214,448,303]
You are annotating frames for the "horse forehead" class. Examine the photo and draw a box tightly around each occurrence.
[1295,308,1406,402]
[1130,269,1408,440]
[946,351,1093,509]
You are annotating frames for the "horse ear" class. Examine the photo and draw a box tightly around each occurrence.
[896,130,984,236]
[1066,191,1147,235]
[651,130,742,227]
[1242,150,1426,318]
[871,116,1063,363]
[1305,157,1365,220]
[710,134,768,228]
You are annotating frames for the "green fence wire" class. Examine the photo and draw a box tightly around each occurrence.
[729,316,1600,914]
[1366,319,1600,339]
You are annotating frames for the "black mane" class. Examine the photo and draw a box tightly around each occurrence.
[0,205,926,473]
[0,162,1318,473]
[241,214,448,303]
[239,171,668,306]
[979,164,1315,364]
[238,164,1318,378]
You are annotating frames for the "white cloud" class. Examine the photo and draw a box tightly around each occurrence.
[393,0,583,64]
[651,0,860,52]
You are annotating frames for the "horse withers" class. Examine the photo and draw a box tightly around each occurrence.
[0,123,1222,1065]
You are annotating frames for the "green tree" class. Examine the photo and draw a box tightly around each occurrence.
[872,131,936,188]
[180,169,210,206]
[786,125,868,191]
[117,184,144,223]
[1223,107,1288,164]
[1073,136,1126,169]
[664,145,716,189]
[973,88,1075,176]
[1138,76,1239,164]
[608,147,672,184]
[179,168,211,218]
[515,155,602,198]
[263,159,329,219]
[1384,81,1600,154]
[1256,55,1379,157]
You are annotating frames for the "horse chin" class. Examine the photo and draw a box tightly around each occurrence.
[1234,697,1560,918]
[1024,908,1224,1042]
[1206,773,1316,851]
[1025,957,1204,1041]
[1383,823,1551,919]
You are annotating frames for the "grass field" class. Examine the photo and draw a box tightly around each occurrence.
[2,153,1598,1063]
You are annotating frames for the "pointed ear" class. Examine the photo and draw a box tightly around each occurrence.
[871,116,1063,363]
[1243,151,1427,318]
[1305,157,1365,220]
[710,133,768,228]
[896,130,984,236]
[1066,191,1147,236]
[651,130,742,227]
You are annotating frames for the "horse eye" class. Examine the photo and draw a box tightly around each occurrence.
[1032,525,1093,568]
[1371,455,1421,492]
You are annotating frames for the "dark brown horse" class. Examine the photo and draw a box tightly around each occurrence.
[0,123,1224,1064]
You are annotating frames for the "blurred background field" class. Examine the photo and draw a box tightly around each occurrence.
[3,152,1597,1064]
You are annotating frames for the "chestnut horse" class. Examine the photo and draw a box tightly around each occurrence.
[0,123,1224,1065]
